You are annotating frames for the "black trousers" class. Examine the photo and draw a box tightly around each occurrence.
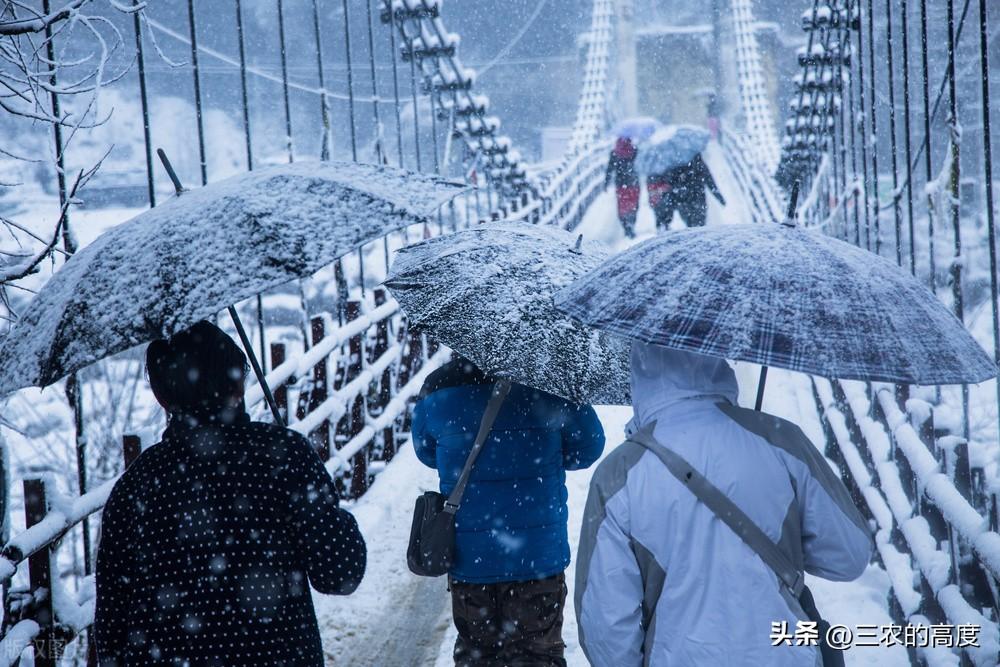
[654,196,708,230]
[449,573,567,667]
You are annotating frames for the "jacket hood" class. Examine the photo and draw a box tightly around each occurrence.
[630,342,739,427]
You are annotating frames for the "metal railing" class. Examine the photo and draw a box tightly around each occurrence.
[813,379,1000,664]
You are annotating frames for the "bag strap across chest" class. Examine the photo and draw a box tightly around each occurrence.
[443,379,512,514]
[628,427,804,597]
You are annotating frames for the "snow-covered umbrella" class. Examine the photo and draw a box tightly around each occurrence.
[0,160,466,405]
[554,223,996,386]
[384,222,630,405]
[635,124,711,176]
[612,116,662,142]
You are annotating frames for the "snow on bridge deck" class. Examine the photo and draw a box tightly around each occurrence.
[316,143,909,665]
[317,402,906,665]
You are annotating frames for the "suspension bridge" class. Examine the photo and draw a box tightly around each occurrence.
[0,0,998,664]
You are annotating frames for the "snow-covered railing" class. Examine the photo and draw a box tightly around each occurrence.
[812,378,1000,665]
[490,140,611,231]
[0,476,108,667]
[719,129,785,225]
[255,287,451,500]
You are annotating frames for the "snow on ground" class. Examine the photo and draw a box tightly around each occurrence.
[316,442,453,666]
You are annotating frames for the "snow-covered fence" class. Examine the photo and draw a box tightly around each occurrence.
[719,129,785,225]
[777,0,1000,658]
[813,378,1000,665]
[0,227,458,664]
[0,471,123,667]
[255,289,450,500]
[490,140,611,232]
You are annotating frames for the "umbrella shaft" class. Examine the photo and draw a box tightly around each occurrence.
[754,366,769,412]
[228,305,286,427]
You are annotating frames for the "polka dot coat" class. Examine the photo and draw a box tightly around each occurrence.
[94,412,366,666]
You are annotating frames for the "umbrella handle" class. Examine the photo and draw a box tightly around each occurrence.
[754,366,768,412]
[782,181,800,228]
[157,149,186,196]
[228,306,286,427]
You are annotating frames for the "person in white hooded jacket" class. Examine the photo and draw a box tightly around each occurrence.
[575,342,873,666]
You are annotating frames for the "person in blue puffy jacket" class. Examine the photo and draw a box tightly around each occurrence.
[412,355,605,667]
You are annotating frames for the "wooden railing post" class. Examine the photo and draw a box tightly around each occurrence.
[915,406,937,513]
[270,342,289,422]
[302,316,330,460]
[24,479,58,667]
[370,289,395,462]
[335,301,368,499]
[933,436,962,593]
[830,383,875,522]
[948,439,997,612]
[395,319,422,438]
[895,405,947,624]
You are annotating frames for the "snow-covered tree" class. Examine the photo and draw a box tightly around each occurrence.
[0,0,141,318]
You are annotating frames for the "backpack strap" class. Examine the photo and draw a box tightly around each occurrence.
[443,380,512,514]
[628,426,804,597]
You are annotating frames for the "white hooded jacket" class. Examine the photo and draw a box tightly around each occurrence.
[575,343,873,666]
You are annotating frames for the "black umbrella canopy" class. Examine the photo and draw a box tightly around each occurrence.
[384,222,630,405]
[0,161,466,396]
[555,224,997,385]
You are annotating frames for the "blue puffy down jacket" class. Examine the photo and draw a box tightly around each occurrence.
[412,362,605,584]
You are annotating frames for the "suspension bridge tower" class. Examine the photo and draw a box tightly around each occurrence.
[615,0,639,118]
[712,0,741,126]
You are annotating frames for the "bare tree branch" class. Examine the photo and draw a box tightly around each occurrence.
[0,168,84,283]
[0,148,104,290]
[0,0,93,36]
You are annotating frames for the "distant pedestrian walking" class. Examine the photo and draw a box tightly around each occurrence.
[649,153,725,230]
[412,356,605,667]
[95,321,366,667]
[606,137,640,238]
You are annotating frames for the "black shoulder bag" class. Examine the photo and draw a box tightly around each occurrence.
[628,428,845,667]
[407,380,511,577]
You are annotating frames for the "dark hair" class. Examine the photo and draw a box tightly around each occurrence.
[146,321,248,413]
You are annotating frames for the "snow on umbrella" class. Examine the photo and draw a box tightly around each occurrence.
[554,223,997,385]
[0,160,466,396]
[612,116,662,142]
[384,222,630,405]
[635,124,711,176]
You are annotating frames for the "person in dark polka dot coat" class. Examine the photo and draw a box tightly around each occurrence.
[95,321,366,666]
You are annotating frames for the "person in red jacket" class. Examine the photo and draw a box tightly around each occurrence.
[605,137,640,238]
